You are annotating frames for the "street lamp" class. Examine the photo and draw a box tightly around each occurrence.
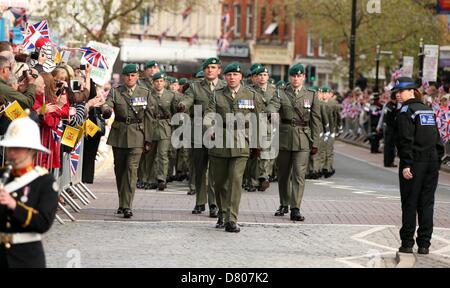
[349,0,357,89]
[375,44,392,93]
[418,38,424,80]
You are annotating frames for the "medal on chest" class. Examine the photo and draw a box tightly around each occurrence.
[131,97,148,109]
[20,186,30,203]
[304,98,311,110]
[238,99,255,110]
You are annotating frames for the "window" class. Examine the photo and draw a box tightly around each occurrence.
[319,38,325,57]
[307,33,314,56]
[260,7,266,37]
[271,7,279,36]
[234,5,241,36]
[140,7,150,27]
[223,4,230,33]
[246,5,253,37]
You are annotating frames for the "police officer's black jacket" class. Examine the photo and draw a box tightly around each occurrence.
[0,168,58,234]
[396,98,445,168]
[383,101,398,128]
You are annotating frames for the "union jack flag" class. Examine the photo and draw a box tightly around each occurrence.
[9,8,28,28]
[21,20,50,50]
[51,121,64,143]
[80,47,109,70]
[70,140,81,176]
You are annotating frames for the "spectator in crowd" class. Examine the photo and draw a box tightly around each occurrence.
[356,73,368,91]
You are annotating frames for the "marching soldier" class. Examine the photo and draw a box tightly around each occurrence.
[137,60,161,189]
[321,86,339,177]
[252,65,276,191]
[178,58,225,217]
[139,60,160,90]
[102,64,151,218]
[144,72,178,191]
[267,63,321,221]
[0,117,59,268]
[204,63,261,232]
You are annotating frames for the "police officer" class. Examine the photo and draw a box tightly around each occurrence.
[178,58,225,217]
[0,117,59,268]
[267,63,321,221]
[394,77,444,254]
[204,63,260,232]
[102,64,151,218]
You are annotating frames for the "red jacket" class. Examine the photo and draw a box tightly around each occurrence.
[32,93,70,169]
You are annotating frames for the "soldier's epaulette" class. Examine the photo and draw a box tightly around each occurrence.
[35,166,49,176]
[137,85,150,92]
[215,86,226,92]
[306,87,317,93]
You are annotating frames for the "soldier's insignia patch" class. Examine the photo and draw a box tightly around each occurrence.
[400,105,409,113]
[52,182,59,192]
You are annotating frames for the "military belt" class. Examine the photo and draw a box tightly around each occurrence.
[115,116,143,124]
[0,232,42,247]
[281,118,307,127]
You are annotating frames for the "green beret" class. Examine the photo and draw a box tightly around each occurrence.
[288,63,305,76]
[179,78,188,85]
[253,65,269,75]
[223,63,242,74]
[250,63,262,73]
[145,60,159,69]
[276,80,286,88]
[152,72,167,81]
[195,70,204,78]
[122,64,139,75]
[269,78,275,84]
[167,76,178,84]
[309,86,319,92]
[202,58,221,70]
[319,86,332,93]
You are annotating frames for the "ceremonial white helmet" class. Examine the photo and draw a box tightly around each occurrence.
[0,117,50,154]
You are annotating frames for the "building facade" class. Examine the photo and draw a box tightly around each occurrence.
[219,0,339,87]
[120,0,222,77]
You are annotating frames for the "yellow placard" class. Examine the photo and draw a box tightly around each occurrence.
[61,126,80,148]
[5,101,27,120]
[85,119,100,137]
[76,123,85,143]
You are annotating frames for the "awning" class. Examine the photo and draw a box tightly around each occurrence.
[264,23,278,35]
[120,38,218,62]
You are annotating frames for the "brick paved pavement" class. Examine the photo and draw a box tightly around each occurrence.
[49,141,450,268]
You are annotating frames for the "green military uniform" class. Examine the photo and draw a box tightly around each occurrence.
[252,67,277,189]
[0,78,36,109]
[322,87,340,177]
[267,64,321,221]
[143,72,178,190]
[104,64,150,217]
[308,97,329,178]
[180,58,225,216]
[205,63,261,232]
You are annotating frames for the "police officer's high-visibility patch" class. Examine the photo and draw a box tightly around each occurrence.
[419,114,436,126]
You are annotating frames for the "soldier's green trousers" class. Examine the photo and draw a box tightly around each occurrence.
[210,156,247,223]
[145,139,171,182]
[193,147,216,206]
[277,150,310,209]
[113,147,142,209]
[138,150,154,183]
[324,137,335,171]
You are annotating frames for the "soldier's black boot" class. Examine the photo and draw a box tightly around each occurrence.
[158,180,166,191]
[215,217,225,229]
[274,205,289,216]
[418,247,429,255]
[123,208,133,219]
[290,208,305,221]
[258,178,270,192]
[225,222,240,233]
[192,204,205,214]
[209,204,219,218]
[136,180,144,189]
